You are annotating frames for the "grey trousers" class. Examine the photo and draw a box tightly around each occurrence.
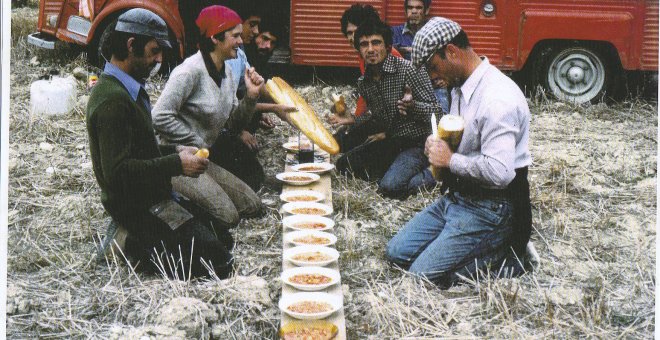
[171,162,262,229]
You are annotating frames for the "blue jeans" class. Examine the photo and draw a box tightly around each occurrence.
[434,87,450,114]
[386,192,522,287]
[379,146,437,198]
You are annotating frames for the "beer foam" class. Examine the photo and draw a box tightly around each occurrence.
[439,115,464,132]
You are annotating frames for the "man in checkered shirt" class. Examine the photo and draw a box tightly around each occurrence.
[386,17,532,288]
[335,19,439,198]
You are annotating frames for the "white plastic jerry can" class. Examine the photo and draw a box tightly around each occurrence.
[30,76,78,116]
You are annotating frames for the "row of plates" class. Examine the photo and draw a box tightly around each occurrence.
[280,217,343,319]
[278,152,343,321]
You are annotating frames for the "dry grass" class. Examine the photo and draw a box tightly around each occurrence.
[8,8,656,339]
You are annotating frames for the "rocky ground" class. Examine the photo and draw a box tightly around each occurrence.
[7,6,657,339]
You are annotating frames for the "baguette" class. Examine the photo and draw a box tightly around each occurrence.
[431,115,464,180]
[266,77,340,155]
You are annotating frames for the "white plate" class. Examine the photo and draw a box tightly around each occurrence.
[282,202,333,216]
[291,162,335,174]
[279,292,343,320]
[283,245,339,267]
[276,172,320,186]
[281,266,341,291]
[282,215,335,231]
[279,190,325,203]
[284,230,337,247]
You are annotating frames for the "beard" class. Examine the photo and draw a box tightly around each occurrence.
[408,17,422,25]
[257,48,271,56]
[137,61,159,82]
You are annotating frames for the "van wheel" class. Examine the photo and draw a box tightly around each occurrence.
[534,46,614,103]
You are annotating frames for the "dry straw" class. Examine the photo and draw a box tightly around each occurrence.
[8,7,656,339]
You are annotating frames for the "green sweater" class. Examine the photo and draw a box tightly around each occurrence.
[86,74,183,222]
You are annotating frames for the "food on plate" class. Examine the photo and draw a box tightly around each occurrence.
[286,301,333,314]
[284,176,313,182]
[291,207,327,215]
[293,222,327,230]
[288,273,332,285]
[297,165,327,172]
[279,320,338,340]
[291,251,331,262]
[265,77,339,154]
[293,235,331,245]
[286,195,318,202]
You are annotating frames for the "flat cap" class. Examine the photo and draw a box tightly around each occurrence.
[115,8,171,48]
[411,17,461,69]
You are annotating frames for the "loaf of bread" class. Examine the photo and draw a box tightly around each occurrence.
[266,77,340,155]
[431,115,464,180]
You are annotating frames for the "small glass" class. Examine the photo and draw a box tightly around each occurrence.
[296,132,315,163]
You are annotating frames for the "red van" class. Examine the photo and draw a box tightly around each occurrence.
[28,0,658,103]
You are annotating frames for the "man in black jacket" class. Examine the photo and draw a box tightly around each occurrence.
[87,9,234,279]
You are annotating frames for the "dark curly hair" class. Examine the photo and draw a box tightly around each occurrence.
[340,4,381,36]
[353,18,393,51]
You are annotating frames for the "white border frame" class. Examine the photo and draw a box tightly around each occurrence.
[1,0,11,335]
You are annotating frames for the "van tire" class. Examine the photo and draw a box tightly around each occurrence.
[532,45,616,103]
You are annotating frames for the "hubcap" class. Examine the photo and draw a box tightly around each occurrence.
[567,66,584,84]
[547,48,606,103]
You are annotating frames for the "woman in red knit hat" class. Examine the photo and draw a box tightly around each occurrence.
[152,5,265,233]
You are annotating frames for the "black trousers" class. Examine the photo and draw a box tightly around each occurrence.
[336,137,421,181]
[118,198,235,280]
[209,130,265,192]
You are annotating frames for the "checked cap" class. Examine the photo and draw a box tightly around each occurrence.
[411,17,462,69]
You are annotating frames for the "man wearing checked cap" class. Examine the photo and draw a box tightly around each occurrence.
[386,17,533,288]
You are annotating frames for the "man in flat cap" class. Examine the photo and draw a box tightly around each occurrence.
[386,17,532,287]
[87,8,235,279]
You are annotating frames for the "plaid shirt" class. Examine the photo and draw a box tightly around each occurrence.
[354,53,438,142]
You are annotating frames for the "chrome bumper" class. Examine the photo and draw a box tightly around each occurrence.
[27,32,56,49]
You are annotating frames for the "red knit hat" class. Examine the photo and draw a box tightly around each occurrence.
[196,5,242,38]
